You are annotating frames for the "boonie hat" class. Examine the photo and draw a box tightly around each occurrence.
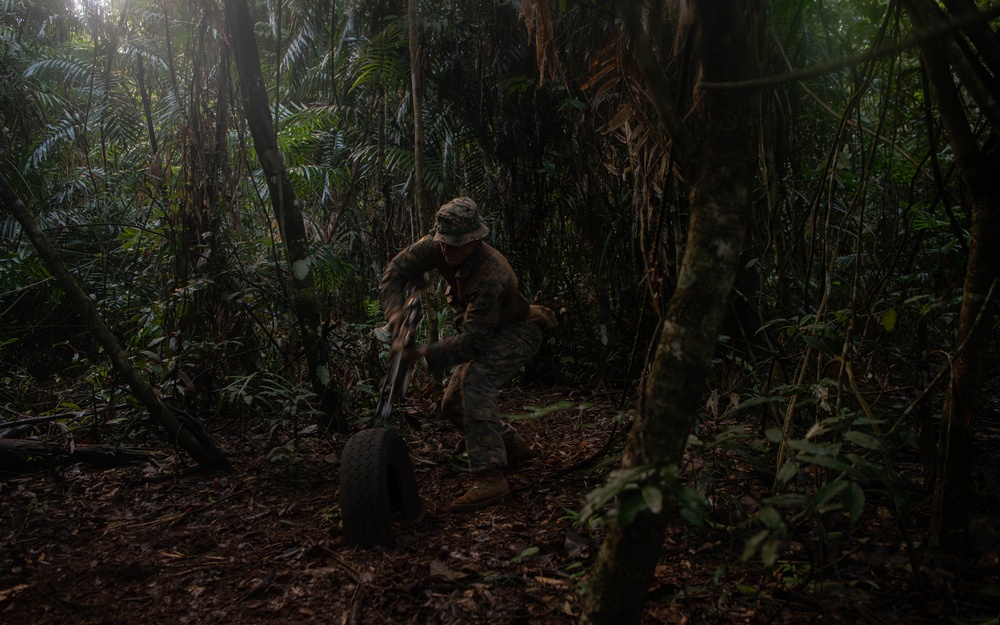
[433,197,489,246]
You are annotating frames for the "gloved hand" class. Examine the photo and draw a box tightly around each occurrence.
[528,304,558,330]
[398,344,429,364]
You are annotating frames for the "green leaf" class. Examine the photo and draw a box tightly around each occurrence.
[845,431,883,451]
[618,492,647,526]
[741,529,769,563]
[579,465,655,525]
[881,308,897,332]
[812,479,849,511]
[849,417,886,427]
[797,452,857,475]
[641,485,663,515]
[141,350,162,363]
[759,505,784,530]
[776,460,799,484]
[787,439,841,456]
[510,546,540,564]
[761,536,782,566]
[801,335,831,353]
[506,400,578,420]
[764,493,809,507]
[843,482,865,526]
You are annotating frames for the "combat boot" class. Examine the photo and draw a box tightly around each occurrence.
[505,436,538,468]
[449,469,509,512]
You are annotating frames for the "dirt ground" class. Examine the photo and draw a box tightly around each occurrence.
[1,385,998,624]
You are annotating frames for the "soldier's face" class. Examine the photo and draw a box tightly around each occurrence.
[440,240,478,266]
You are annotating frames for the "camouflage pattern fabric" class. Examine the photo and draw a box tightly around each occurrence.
[380,217,544,475]
[432,197,489,246]
[380,237,530,370]
[440,320,543,473]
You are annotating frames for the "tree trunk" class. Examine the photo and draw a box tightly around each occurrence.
[408,0,440,346]
[225,0,344,429]
[408,0,431,233]
[0,174,230,470]
[135,54,158,156]
[903,0,1000,546]
[581,2,762,623]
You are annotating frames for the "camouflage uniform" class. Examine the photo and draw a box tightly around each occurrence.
[381,198,542,474]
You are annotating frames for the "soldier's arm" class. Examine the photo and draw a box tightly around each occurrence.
[380,236,436,330]
[425,279,502,370]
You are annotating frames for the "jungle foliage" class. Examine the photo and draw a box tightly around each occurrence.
[1,0,998,619]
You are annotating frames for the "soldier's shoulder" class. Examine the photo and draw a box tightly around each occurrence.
[411,234,437,248]
[484,246,518,273]
[478,249,512,274]
[400,235,440,257]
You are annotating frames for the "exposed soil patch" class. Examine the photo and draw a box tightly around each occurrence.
[1,385,997,624]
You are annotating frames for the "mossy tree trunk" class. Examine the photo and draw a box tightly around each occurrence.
[580,2,762,623]
[225,0,343,429]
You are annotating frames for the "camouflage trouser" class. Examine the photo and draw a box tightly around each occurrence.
[440,320,543,473]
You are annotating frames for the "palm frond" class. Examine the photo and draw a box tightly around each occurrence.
[349,20,406,93]
[27,112,83,170]
[24,52,94,87]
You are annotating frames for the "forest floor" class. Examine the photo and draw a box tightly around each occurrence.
[0,383,998,624]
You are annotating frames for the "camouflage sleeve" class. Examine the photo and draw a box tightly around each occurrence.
[379,236,437,323]
[425,278,503,370]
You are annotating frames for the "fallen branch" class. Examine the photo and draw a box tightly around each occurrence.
[0,439,152,474]
[0,404,125,432]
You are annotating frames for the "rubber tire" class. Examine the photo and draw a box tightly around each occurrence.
[339,427,422,548]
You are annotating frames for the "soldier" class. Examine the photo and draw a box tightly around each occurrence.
[380,197,555,512]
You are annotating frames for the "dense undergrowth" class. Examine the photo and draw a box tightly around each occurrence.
[2,1,999,620]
